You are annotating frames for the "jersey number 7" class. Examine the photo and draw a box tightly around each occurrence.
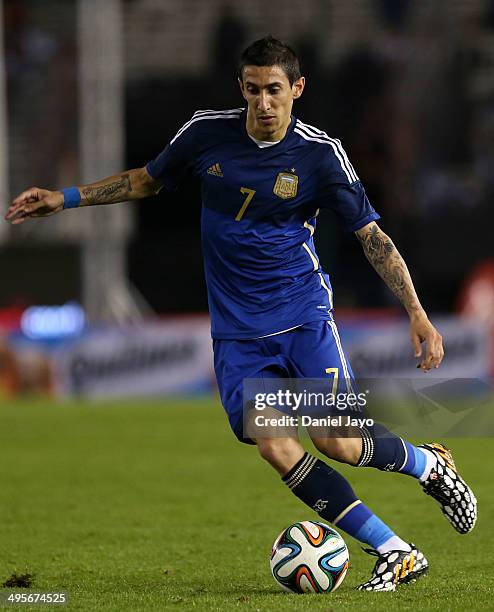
[235,187,256,221]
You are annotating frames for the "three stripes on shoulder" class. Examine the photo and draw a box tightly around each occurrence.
[171,108,244,145]
[294,120,358,184]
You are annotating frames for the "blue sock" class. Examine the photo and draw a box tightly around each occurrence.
[282,453,396,550]
[400,440,427,479]
[358,424,428,479]
[337,506,395,550]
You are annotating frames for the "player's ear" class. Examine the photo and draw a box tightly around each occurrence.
[292,76,305,100]
[238,78,247,100]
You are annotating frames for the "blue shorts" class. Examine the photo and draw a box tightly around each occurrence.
[213,318,355,443]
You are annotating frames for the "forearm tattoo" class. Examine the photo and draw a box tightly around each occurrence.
[81,173,132,205]
[357,225,421,313]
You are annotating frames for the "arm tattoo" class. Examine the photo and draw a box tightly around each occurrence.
[357,224,421,314]
[81,173,132,205]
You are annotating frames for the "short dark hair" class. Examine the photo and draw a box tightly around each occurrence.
[238,36,301,86]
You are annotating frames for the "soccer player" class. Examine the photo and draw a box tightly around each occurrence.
[5,37,477,592]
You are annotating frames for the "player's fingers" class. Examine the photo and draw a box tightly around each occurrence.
[5,205,27,221]
[6,188,45,219]
[419,334,443,372]
[431,334,444,369]
[5,201,21,219]
[415,338,432,371]
[10,214,30,225]
[417,353,431,371]
[11,187,41,206]
[411,333,422,358]
[5,198,36,220]
[420,354,434,372]
[5,205,26,222]
[7,199,46,223]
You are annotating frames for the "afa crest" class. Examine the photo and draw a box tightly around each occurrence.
[273,172,298,199]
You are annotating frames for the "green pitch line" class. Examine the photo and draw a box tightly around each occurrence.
[0,398,492,611]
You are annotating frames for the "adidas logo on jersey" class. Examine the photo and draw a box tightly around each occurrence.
[207,163,223,177]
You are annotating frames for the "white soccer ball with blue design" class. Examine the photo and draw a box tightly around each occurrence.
[270,521,349,593]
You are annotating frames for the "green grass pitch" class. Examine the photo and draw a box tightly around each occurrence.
[0,397,492,610]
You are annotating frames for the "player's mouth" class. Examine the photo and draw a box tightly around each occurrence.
[258,115,276,125]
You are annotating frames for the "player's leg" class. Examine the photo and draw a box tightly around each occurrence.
[312,422,435,480]
[356,435,478,534]
[312,418,477,529]
[261,435,409,554]
[255,434,428,591]
[288,318,477,535]
[294,319,433,477]
[255,434,304,474]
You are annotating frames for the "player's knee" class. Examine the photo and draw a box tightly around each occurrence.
[312,436,361,466]
[256,438,304,475]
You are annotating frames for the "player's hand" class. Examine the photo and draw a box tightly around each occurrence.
[5,187,64,225]
[409,310,444,372]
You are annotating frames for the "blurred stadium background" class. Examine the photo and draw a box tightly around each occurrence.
[1,0,494,400]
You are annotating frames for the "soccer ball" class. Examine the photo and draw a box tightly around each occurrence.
[270,521,349,593]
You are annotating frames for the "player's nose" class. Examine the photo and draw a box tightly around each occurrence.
[257,92,271,112]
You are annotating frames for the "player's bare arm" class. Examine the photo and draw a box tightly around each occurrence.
[355,221,444,371]
[4,167,162,225]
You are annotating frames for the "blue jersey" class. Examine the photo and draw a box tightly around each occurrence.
[146,108,379,340]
